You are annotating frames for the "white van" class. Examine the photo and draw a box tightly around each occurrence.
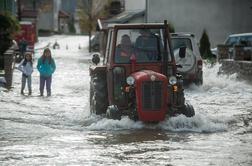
[171,33,203,85]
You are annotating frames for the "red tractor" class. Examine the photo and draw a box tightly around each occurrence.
[89,20,194,122]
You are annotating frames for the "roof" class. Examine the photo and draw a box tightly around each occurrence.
[229,33,252,37]
[97,22,171,32]
[171,33,195,38]
[105,9,145,24]
[106,23,166,28]
[58,10,70,18]
[98,19,169,31]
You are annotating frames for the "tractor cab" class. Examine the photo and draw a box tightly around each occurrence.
[89,20,194,122]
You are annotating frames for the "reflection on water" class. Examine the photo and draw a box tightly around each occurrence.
[89,130,173,145]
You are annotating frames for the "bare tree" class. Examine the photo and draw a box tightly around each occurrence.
[78,0,110,52]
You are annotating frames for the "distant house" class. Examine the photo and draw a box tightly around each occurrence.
[36,0,76,34]
[91,0,145,52]
[104,9,145,25]
[146,0,252,47]
[0,0,75,34]
[36,0,61,33]
[103,0,146,26]
[20,9,38,22]
[58,10,70,33]
[0,0,16,14]
[60,0,77,33]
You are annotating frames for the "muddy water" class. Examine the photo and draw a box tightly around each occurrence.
[0,36,251,166]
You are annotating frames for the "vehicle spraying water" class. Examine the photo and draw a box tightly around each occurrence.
[0,36,251,166]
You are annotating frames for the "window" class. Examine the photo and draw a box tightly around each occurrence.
[240,35,252,46]
[105,30,112,64]
[171,38,193,51]
[225,37,239,46]
[114,28,170,63]
[226,35,252,47]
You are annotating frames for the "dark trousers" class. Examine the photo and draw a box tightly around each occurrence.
[40,75,52,96]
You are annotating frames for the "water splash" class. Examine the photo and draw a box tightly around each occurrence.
[159,114,227,133]
[85,114,228,133]
[86,116,144,130]
[198,63,251,93]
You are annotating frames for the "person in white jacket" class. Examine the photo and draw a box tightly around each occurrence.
[17,52,33,95]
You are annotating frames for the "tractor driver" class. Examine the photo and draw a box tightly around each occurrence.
[115,34,136,63]
[135,29,161,61]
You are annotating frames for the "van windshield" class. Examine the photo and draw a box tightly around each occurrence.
[114,28,171,64]
[225,35,252,46]
[225,36,239,46]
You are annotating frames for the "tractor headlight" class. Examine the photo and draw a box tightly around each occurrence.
[126,76,135,85]
[169,76,177,85]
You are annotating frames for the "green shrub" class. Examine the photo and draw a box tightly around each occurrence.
[168,23,175,33]
[199,29,213,59]
[0,12,20,55]
[68,18,76,34]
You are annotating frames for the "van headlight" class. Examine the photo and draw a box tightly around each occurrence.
[169,76,177,85]
[126,76,135,85]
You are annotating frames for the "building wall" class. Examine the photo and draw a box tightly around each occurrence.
[61,0,77,15]
[37,11,53,30]
[146,0,252,47]
[125,0,145,10]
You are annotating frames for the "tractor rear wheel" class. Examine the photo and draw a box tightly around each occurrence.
[106,105,122,120]
[90,73,108,115]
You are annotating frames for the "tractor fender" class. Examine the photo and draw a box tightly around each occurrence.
[89,65,107,76]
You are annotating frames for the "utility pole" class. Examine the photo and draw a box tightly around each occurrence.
[88,0,92,53]
[32,0,36,10]
[17,0,21,21]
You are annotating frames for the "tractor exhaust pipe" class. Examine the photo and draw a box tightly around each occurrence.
[163,20,168,77]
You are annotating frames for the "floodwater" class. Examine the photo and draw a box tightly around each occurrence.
[0,36,251,166]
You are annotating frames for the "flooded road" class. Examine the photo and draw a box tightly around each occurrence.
[0,36,252,165]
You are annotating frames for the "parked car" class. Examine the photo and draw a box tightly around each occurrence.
[211,33,252,59]
[15,21,37,62]
[171,33,203,85]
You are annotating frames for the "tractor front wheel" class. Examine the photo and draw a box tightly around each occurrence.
[106,105,122,120]
[182,103,195,117]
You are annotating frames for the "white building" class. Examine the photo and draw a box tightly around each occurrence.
[37,0,60,32]
[146,0,252,47]
[104,0,146,24]
[125,0,145,11]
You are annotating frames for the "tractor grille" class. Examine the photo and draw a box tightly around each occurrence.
[142,81,163,110]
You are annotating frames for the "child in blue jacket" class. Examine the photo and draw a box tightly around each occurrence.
[37,48,56,96]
